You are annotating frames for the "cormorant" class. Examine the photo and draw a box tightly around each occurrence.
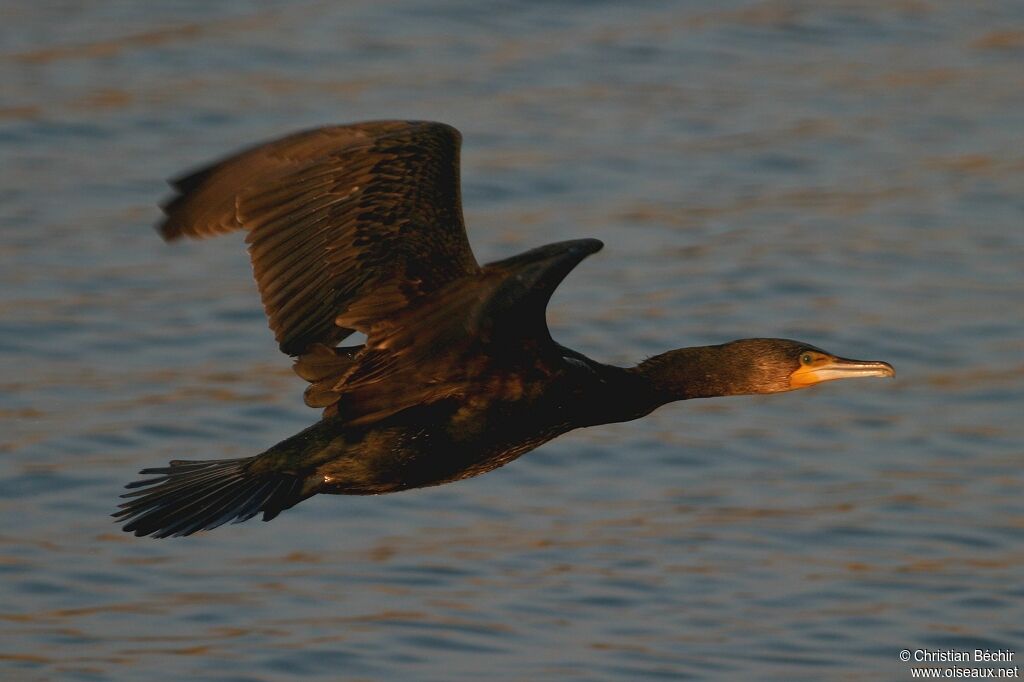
[116,121,895,537]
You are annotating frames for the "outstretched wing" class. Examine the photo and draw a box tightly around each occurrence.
[325,239,605,423]
[159,120,479,355]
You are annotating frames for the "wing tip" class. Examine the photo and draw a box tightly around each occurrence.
[154,178,196,242]
[154,215,184,242]
[573,237,604,255]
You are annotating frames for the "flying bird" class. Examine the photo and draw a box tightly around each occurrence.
[116,121,895,537]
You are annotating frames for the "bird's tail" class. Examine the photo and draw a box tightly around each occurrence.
[113,457,307,538]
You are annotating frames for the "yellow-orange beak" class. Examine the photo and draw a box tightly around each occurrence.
[789,356,895,389]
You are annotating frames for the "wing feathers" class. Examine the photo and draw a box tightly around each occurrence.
[157,121,602,424]
[158,120,478,355]
[324,239,604,424]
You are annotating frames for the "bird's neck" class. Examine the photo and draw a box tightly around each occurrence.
[566,343,781,428]
[629,344,768,404]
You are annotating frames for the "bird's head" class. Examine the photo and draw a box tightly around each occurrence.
[727,338,895,394]
[637,338,895,400]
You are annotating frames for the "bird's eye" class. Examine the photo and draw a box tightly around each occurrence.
[801,353,813,365]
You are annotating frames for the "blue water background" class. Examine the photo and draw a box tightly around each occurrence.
[2,2,1023,680]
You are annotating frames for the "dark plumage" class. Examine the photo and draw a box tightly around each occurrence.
[116,120,895,538]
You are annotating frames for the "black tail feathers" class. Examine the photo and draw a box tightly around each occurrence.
[114,457,306,538]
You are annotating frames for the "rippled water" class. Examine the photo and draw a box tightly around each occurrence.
[3,1,1023,680]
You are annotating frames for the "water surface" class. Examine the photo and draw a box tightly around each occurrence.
[2,1,1023,680]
